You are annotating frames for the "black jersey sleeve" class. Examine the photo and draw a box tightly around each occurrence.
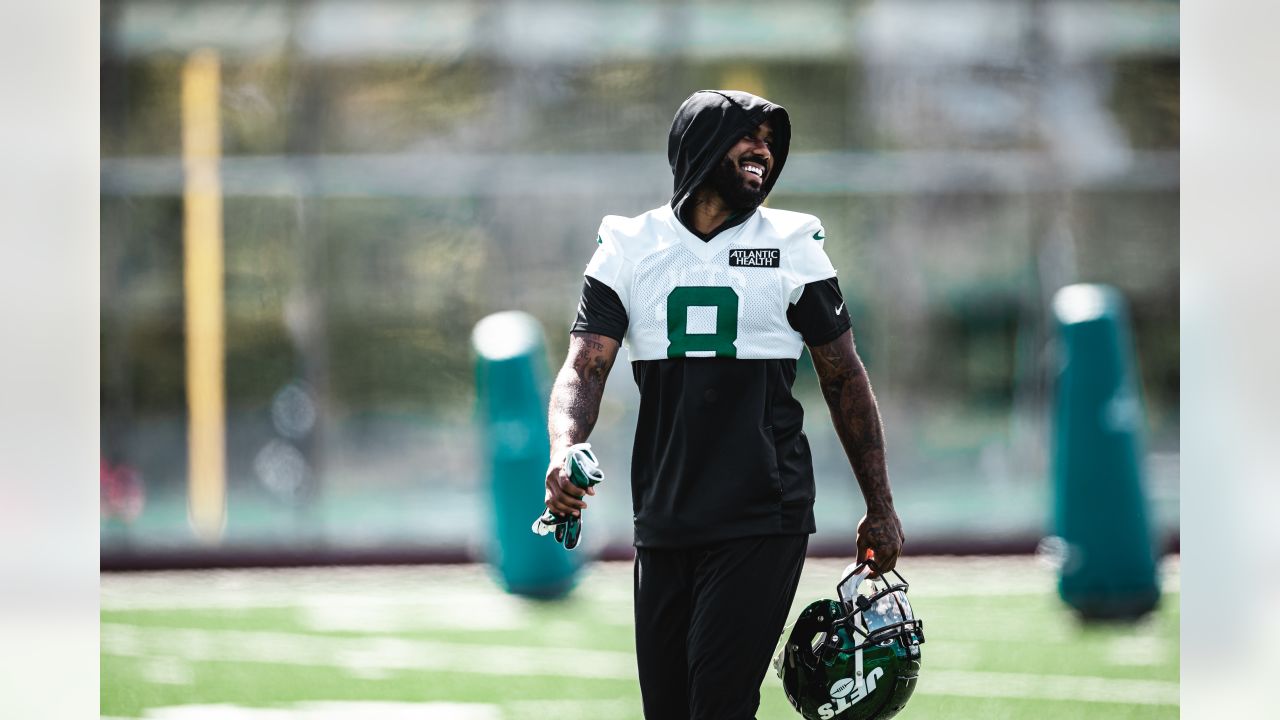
[570,276,628,342]
[787,277,852,346]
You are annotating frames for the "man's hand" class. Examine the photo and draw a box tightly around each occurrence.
[535,444,605,551]
[856,505,905,576]
[543,445,596,518]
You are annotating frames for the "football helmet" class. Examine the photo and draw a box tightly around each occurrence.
[774,559,924,720]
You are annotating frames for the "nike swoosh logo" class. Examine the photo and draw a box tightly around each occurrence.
[812,230,824,241]
[835,302,845,314]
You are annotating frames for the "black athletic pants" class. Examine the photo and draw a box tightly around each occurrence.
[634,534,809,720]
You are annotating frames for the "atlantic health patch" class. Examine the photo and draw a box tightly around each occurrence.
[728,248,780,268]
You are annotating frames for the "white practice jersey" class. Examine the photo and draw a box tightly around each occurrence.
[584,204,837,361]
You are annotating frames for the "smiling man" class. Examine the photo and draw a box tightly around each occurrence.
[543,90,905,719]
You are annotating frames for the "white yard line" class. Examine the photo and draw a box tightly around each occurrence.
[103,701,502,720]
[799,556,1181,598]
[103,624,1177,707]
[922,669,1179,706]
[504,699,637,719]
[101,557,1180,612]
[102,701,638,720]
[101,623,637,681]
[102,700,635,720]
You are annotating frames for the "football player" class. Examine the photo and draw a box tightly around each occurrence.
[544,89,905,719]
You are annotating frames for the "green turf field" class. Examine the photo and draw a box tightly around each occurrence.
[101,555,1178,719]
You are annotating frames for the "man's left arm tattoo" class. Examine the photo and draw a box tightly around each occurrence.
[809,330,895,512]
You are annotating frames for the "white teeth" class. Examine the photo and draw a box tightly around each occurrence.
[744,164,763,177]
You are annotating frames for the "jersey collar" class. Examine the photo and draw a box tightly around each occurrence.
[663,205,757,262]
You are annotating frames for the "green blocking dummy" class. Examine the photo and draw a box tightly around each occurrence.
[472,312,581,599]
[1050,285,1159,620]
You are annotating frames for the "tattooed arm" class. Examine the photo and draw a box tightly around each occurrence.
[545,332,621,518]
[809,329,905,574]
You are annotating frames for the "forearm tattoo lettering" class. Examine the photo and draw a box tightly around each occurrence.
[549,333,616,452]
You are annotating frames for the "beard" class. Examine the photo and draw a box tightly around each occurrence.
[706,155,767,212]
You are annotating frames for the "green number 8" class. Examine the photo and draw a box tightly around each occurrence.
[666,286,739,358]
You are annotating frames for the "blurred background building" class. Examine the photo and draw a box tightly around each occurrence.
[100,0,1178,562]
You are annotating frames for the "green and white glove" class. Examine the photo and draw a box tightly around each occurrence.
[532,443,604,550]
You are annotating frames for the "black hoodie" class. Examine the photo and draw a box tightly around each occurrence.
[667,90,792,235]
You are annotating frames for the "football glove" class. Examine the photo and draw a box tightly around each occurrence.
[531,443,604,550]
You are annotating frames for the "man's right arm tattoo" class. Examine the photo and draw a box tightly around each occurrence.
[548,332,620,454]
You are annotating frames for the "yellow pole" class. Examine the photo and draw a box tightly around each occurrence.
[182,49,226,543]
[720,68,766,100]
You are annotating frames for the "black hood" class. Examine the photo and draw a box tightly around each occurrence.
[667,89,792,214]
